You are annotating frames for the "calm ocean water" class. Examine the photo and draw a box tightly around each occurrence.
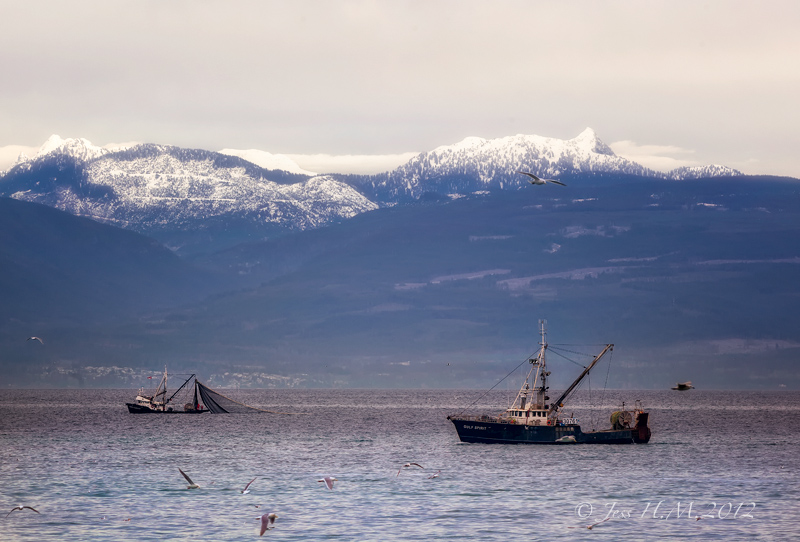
[1,389,798,541]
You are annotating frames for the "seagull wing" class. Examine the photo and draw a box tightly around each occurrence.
[6,506,38,517]
[516,171,541,182]
[547,179,566,186]
[325,477,334,490]
[243,477,256,493]
[260,514,270,536]
[410,463,424,469]
[178,468,197,487]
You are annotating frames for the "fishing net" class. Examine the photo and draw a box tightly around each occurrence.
[195,381,301,414]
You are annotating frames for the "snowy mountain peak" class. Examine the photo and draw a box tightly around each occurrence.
[219,148,316,176]
[571,127,615,156]
[370,128,651,200]
[437,136,488,153]
[1,141,377,255]
[349,127,743,203]
[34,135,111,163]
[38,134,65,154]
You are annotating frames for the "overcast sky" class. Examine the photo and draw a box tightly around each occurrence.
[1,1,798,176]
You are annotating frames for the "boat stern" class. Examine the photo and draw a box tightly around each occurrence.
[633,411,651,444]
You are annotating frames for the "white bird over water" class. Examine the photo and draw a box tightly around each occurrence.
[241,478,256,494]
[427,470,441,479]
[516,171,566,186]
[317,476,337,490]
[6,506,40,517]
[259,512,278,535]
[397,462,424,476]
[178,468,199,489]
[27,336,44,344]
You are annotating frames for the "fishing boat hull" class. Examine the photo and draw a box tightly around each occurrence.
[126,403,208,414]
[448,415,650,445]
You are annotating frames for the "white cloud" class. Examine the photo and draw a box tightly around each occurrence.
[103,141,141,151]
[609,140,699,172]
[0,144,38,171]
[286,153,419,175]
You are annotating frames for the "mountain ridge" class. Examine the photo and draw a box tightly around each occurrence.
[346,128,743,202]
[1,140,377,254]
[0,129,747,255]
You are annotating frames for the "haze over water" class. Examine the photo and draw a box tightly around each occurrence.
[1,389,797,540]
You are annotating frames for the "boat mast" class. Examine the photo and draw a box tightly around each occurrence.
[153,366,168,410]
[511,319,549,411]
[534,319,548,409]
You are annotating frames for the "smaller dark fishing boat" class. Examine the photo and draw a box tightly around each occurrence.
[448,320,651,444]
[126,367,207,414]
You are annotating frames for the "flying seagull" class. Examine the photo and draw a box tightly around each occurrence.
[27,337,44,344]
[241,478,256,494]
[397,462,424,476]
[427,470,441,479]
[671,381,695,391]
[6,506,40,517]
[178,468,199,489]
[516,171,566,186]
[259,512,279,535]
[317,476,337,490]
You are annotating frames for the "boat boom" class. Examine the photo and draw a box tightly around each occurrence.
[165,374,197,405]
[549,344,613,415]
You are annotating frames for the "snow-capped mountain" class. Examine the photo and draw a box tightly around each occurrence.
[0,130,745,253]
[348,128,742,201]
[79,144,374,229]
[1,137,377,253]
[9,134,130,169]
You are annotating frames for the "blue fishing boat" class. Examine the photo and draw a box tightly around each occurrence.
[448,321,651,444]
